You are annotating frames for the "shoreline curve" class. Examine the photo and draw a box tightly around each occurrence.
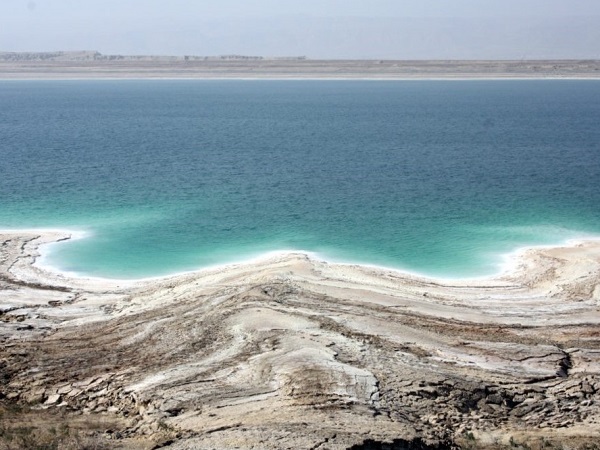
[14,226,600,285]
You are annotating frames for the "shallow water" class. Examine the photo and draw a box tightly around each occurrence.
[1,80,599,278]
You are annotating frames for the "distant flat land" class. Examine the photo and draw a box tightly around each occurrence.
[1,51,599,79]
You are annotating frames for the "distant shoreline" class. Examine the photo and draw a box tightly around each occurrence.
[1,57,600,79]
[3,76,600,82]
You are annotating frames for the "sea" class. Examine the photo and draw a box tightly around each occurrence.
[0,80,599,279]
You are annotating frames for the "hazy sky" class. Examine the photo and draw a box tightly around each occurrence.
[1,0,599,59]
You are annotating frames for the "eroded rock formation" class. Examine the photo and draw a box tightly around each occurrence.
[1,232,599,449]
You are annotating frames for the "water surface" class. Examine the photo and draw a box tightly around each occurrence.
[1,80,598,278]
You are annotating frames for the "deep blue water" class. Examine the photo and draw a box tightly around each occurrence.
[0,80,599,278]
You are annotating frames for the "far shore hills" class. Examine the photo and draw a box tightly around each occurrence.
[1,50,600,79]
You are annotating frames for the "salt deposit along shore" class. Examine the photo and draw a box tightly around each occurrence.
[1,230,599,449]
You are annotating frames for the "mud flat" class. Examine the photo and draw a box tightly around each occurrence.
[1,57,600,79]
[1,231,599,449]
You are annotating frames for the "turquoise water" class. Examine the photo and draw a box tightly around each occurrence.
[0,80,599,279]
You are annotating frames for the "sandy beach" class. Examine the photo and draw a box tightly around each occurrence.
[0,230,599,449]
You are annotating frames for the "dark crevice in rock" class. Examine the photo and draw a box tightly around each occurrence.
[347,437,456,450]
[556,350,573,378]
[523,375,561,384]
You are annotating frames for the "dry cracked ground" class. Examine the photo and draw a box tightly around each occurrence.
[0,231,599,449]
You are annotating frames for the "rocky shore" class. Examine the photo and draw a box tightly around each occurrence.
[1,231,599,449]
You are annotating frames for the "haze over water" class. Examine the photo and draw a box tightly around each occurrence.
[1,80,599,279]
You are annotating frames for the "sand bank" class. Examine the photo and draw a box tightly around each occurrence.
[1,230,599,449]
